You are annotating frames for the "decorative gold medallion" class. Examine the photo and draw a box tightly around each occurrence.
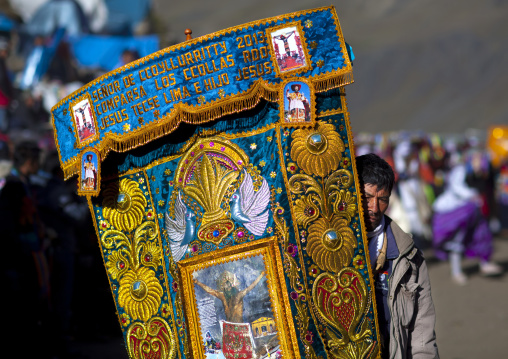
[174,137,248,244]
[290,121,345,177]
[166,137,272,262]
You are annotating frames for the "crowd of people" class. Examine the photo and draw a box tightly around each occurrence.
[356,131,507,285]
[0,4,147,357]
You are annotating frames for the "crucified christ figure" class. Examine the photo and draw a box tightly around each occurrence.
[194,270,266,323]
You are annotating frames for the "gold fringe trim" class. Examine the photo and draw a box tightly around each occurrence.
[317,109,345,118]
[61,71,352,180]
[62,79,278,179]
[314,72,353,93]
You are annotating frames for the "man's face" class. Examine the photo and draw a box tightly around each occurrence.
[361,183,390,232]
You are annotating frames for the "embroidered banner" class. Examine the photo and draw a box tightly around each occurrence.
[51,6,382,359]
[51,6,352,179]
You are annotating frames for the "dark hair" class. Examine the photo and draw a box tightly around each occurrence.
[13,141,40,168]
[355,153,395,194]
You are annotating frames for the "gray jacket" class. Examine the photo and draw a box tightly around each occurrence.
[387,218,439,359]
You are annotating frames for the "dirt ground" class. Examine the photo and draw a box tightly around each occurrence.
[427,235,508,358]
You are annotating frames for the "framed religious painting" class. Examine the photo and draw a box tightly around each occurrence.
[69,93,99,148]
[179,236,300,359]
[77,147,100,196]
[266,21,311,77]
[279,78,316,127]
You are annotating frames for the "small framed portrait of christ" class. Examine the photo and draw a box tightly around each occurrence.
[70,94,99,147]
[179,237,300,359]
[78,148,100,196]
[266,22,311,77]
[279,78,315,127]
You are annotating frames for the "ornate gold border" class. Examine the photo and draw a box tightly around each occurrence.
[274,125,320,359]
[341,88,381,358]
[77,147,101,197]
[142,170,184,358]
[178,236,300,359]
[68,92,100,148]
[265,21,312,78]
[279,78,316,128]
[87,173,183,359]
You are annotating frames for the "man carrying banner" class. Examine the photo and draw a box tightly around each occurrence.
[356,153,439,359]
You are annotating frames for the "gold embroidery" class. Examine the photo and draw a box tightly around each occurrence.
[102,179,147,232]
[172,137,250,243]
[118,266,163,322]
[306,216,356,272]
[294,195,320,227]
[272,202,318,359]
[127,317,176,359]
[334,190,357,222]
[312,269,373,358]
[290,121,344,177]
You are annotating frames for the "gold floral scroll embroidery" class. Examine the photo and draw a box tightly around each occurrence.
[127,317,176,359]
[312,269,373,358]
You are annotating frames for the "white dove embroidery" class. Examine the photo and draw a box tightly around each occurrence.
[230,170,270,236]
[165,191,196,262]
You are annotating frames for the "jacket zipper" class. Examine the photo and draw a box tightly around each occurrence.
[387,244,414,359]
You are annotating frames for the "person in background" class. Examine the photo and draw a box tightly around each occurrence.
[432,152,502,285]
[393,139,432,245]
[356,153,439,359]
[115,48,140,69]
[0,134,12,190]
[0,36,13,133]
[0,140,50,356]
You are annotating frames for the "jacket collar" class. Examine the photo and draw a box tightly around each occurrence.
[385,224,400,260]
[384,215,415,257]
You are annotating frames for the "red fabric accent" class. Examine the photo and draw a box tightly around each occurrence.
[0,90,9,107]
[222,322,255,359]
[78,126,96,142]
[316,273,363,332]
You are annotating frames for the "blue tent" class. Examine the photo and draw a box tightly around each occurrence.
[69,34,159,71]
[103,0,151,35]
[0,13,16,32]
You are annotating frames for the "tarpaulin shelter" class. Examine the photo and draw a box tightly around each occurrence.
[69,34,159,71]
[51,7,381,359]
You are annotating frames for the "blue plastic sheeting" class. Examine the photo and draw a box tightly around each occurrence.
[104,0,151,35]
[69,34,159,71]
[0,13,16,32]
[19,28,65,89]
[345,42,355,63]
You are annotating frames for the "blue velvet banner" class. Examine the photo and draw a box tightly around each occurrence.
[51,6,352,178]
[51,7,384,359]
